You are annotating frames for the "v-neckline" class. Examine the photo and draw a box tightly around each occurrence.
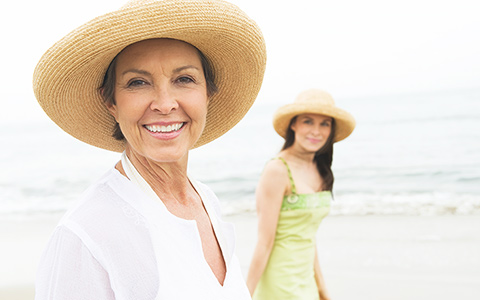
[119,152,230,287]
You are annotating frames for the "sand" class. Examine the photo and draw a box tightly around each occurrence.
[1,214,479,299]
[229,214,480,300]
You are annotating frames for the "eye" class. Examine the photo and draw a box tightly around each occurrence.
[176,76,195,84]
[321,121,331,127]
[303,119,313,124]
[127,79,148,87]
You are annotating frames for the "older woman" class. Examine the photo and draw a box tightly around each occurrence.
[246,89,355,300]
[33,0,266,299]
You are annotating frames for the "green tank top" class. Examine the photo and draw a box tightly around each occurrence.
[278,157,331,211]
[253,157,331,300]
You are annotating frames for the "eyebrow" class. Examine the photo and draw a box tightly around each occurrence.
[121,65,200,77]
[121,68,151,76]
[299,115,313,120]
[300,115,332,122]
[173,65,200,73]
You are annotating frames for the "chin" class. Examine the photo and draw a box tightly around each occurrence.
[151,147,189,162]
[128,143,189,163]
[304,145,323,153]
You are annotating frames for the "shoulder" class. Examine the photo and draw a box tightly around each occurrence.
[262,158,289,178]
[59,167,148,243]
[260,158,290,189]
[51,168,153,265]
[65,168,127,216]
[256,157,290,196]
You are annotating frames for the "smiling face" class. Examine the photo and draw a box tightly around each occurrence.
[106,39,209,163]
[290,113,333,152]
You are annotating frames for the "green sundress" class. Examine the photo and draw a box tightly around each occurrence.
[253,157,331,300]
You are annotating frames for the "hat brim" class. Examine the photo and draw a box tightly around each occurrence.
[273,103,356,142]
[33,0,266,152]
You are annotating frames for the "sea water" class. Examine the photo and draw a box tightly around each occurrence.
[1,88,479,216]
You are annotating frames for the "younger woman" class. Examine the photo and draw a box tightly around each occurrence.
[246,89,355,300]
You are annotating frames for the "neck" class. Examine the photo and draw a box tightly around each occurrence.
[124,147,192,204]
[281,145,316,165]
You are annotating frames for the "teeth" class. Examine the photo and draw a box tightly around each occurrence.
[145,123,183,133]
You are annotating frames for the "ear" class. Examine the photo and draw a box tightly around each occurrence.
[290,118,297,132]
[101,88,118,120]
[105,101,118,120]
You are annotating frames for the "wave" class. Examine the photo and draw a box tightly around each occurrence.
[221,191,480,216]
[1,186,479,218]
[328,192,480,216]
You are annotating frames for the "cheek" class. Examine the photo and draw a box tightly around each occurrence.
[293,123,308,135]
[195,106,208,130]
[323,126,332,136]
[114,94,147,120]
[190,95,209,121]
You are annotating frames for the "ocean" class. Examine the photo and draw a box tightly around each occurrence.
[1,88,480,217]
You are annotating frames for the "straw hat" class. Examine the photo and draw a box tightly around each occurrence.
[33,0,266,152]
[273,89,355,142]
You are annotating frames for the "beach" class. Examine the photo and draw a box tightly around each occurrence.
[2,0,480,297]
[2,214,479,300]
[1,90,479,299]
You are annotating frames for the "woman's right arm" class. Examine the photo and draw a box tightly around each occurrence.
[35,226,115,300]
[246,159,288,296]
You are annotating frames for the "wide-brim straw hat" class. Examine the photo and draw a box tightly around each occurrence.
[33,0,266,152]
[273,89,355,142]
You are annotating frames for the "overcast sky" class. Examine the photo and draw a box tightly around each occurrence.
[1,0,479,122]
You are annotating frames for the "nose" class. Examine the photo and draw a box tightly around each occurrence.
[312,124,322,136]
[149,86,179,114]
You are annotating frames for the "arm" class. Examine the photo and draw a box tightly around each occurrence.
[246,160,289,296]
[35,226,115,300]
[314,245,331,300]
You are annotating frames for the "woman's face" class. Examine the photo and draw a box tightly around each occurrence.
[290,113,333,152]
[106,39,209,163]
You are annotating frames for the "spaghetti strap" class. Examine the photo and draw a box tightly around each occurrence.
[274,157,297,194]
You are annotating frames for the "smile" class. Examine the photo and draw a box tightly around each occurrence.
[144,123,184,133]
[307,138,322,143]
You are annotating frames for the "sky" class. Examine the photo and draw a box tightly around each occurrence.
[1,0,479,122]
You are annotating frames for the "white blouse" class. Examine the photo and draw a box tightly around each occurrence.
[35,160,251,300]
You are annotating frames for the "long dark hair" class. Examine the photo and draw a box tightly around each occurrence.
[281,116,336,191]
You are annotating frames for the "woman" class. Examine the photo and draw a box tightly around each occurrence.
[33,0,266,299]
[246,89,355,300]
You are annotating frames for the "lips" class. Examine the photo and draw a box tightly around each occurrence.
[307,138,322,144]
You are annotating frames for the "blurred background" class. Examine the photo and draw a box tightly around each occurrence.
[1,0,479,299]
[1,0,479,217]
